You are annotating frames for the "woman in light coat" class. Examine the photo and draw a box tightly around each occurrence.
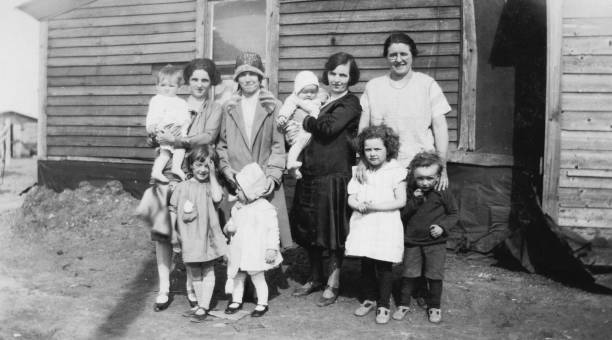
[216,52,292,249]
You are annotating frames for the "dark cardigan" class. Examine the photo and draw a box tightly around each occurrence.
[300,93,361,177]
[401,187,459,246]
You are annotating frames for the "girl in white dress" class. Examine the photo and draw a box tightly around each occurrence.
[346,124,407,324]
[223,163,283,317]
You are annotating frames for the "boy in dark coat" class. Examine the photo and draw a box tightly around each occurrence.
[393,151,458,323]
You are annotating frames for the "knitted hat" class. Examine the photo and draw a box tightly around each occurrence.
[293,70,319,95]
[233,52,265,81]
[235,163,268,201]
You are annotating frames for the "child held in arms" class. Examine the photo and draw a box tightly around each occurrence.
[146,64,191,183]
[277,70,328,179]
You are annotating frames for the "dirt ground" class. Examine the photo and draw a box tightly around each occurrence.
[1,158,611,340]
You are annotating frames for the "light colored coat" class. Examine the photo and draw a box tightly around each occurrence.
[217,89,293,249]
[217,90,285,182]
[225,199,283,277]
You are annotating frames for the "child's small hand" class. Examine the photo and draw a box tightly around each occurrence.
[413,188,424,198]
[265,249,277,264]
[356,200,370,214]
[430,224,443,238]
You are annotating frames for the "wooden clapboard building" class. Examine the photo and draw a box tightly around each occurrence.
[545,0,612,240]
[20,0,479,191]
[17,0,611,241]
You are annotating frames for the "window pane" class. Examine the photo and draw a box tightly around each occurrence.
[212,0,266,68]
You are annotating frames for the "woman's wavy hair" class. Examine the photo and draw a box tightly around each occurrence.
[355,124,400,164]
[183,58,222,86]
[321,52,360,87]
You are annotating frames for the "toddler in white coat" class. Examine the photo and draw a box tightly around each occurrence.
[223,163,283,317]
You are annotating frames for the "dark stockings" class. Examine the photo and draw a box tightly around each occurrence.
[307,247,344,288]
[361,258,393,308]
[400,277,443,309]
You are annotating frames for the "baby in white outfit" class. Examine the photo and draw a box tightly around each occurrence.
[277,70,329,179]
[145,64,191,182]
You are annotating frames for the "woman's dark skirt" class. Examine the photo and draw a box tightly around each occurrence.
[290,173,351,250]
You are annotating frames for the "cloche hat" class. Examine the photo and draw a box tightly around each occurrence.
[233,52,265,81]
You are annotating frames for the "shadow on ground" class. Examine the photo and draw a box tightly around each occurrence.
[94,258,157,338]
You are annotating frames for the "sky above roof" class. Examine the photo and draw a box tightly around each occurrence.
[0,0,39,118]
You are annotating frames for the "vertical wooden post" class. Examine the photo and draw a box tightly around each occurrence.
[203,1,213,59]
[458,0,478,151]
[195,0,206,58]
[459,0,477,151]
[266,0,280,97]
[542,0,563,221]
[38,21,48,159]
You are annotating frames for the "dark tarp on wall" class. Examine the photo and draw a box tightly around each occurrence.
[38,159,151,197]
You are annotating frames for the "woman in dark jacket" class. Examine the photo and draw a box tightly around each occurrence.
[289,52,362,306]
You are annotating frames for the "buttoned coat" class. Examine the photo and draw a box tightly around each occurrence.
[217,90,292,248]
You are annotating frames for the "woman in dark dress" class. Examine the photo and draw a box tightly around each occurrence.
[289,52,362,306]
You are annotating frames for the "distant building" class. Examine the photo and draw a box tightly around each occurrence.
[0,111,38,159]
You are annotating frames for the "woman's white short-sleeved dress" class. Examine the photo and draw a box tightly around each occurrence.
[345,160,407,263]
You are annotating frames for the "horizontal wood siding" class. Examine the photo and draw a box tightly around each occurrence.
[278,0,462,147]
[558,0,612,232]
[47,0,197,160]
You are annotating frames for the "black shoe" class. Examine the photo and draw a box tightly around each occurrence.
[292,281,323,297]
[182,306,198,317]
[251,305,269,317]
[224,302,243,314]
[316,286,339,307]
[189,308,208,323]
[153,294,172,312]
